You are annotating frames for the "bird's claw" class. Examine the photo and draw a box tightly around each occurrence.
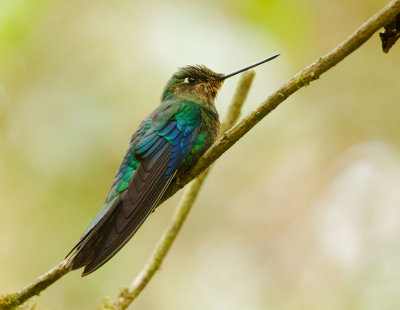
[175,175,184,189]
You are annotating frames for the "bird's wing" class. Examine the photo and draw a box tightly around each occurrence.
[68,101,201,276]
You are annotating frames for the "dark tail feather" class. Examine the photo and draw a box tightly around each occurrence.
[68,143,174,276]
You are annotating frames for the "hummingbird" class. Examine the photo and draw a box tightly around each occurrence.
[67,54,280,276]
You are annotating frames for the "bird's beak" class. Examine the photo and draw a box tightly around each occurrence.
[220,53,280,80]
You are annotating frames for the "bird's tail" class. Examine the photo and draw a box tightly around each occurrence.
[66,145,175,276]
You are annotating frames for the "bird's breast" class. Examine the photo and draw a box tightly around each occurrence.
[177,106,219,174]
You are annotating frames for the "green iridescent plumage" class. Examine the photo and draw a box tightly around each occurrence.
[67,55,280,276]
[67,65,223,276]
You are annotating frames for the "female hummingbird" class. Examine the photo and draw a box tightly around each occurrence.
[67,54,279,276]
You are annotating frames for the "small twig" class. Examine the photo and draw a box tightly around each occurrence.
[103,71,255,310]
[380,12,400,52]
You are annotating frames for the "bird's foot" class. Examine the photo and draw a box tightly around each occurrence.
[175,175,184,189]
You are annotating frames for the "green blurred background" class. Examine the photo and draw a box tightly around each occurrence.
[1,0,400,309]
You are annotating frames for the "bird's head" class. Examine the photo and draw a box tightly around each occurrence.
[161,54,280,105]
[162,65,224,104]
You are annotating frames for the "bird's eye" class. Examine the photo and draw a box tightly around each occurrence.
[184,76,197,84]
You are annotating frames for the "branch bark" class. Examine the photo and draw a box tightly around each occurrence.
[102,70,255,310]
[0,260,69,310]
[1,0,399,309]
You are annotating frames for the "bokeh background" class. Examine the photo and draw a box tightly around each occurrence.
[1,0,400,309]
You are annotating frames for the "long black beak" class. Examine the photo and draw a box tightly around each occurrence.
[220,53,280,80]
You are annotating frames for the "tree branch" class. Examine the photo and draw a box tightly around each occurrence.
[1,1,399,308]
[159,0,400,204]
[0,260,70,310]
[102,70,255,310]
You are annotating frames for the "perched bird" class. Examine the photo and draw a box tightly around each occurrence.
[67,54,280,276]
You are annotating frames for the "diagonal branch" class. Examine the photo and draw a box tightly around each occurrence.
[101,70,255,310]
[0,260,69,310]
[1,0,399,309]
[159,0,400,204]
